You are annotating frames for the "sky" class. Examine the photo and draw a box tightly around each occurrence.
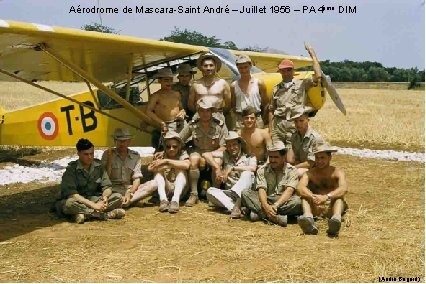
[0,0,424,69]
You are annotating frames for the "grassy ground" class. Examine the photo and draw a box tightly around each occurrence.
[0,84,424,282]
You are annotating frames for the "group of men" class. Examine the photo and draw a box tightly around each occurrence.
[55,51,348,237]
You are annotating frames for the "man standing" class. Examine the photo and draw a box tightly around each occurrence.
[180,98,228,206]
[188,54,231,125]
[172,63,197,121]
[146,67,186,147]
[56,138,125,223]
[231,55,268,129]
[206,131,257,218]
[296,144,348,237]
[290,108,326,177]
[239,106,272,165]
[241,141,302,227]
[101,128,142,208]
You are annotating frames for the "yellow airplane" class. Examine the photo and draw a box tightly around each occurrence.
[0,19,345,147]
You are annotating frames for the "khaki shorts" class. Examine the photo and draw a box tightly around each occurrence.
[310,198,348,218]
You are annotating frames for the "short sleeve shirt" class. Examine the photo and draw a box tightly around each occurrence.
[101,148,142,186]
[291,126,325,163]
[180,118,228,153]
[60,159,112,199]
[272,77,314,120]
[222,151,257,190]
[255,163,298,197]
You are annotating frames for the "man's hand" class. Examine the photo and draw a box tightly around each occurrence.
[92,200,107,211]
[176,109,186,120]
[153,151,164,160]
[160,122,168,134]
[262,203,277,220]
[312,194,327,205]
[122,191,131,207]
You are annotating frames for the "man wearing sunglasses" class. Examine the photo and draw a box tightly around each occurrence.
[126,131,190,213]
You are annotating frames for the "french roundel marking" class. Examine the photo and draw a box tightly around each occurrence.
[37,112,59,140]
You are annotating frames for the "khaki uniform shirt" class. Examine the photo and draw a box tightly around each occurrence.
[180,118,228,153]
[60,159,112,199]
[222,151,257,190]
[291,126,325,163]
[271,78,314,120]
[255,163,298,197]
[101,149,142,193]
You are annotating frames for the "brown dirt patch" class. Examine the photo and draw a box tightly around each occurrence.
[0,154,423,282]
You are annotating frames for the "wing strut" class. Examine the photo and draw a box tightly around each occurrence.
[37,44,155,126]
[0,68,152,132]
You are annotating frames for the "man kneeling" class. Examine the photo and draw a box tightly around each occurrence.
[296,144,348,237]
[129,131,190,213]
[241,141,302,227]
[206,131,256,218]
[55,138,125,224]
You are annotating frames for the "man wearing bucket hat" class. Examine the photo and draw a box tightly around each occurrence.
[290,106,326,177]
[206,131,257,218]
[56,138,125,224]
[231,54,268,130]
[172,63,197,121]
[101,128,142,208]
[268,50,322,159]
[179,97,229,206]
[241,141,302,227]
[146,67,187,148]
[126,131,190,213]
[296,143,348,237]
[188,53,231,126]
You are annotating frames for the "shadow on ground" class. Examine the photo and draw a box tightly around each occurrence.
[0,184,63,242]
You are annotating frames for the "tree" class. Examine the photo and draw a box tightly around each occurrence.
[161,27,238,49]
[81,22,118,34]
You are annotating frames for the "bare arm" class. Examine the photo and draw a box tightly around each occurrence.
[222,81,232,113]
[258,79,268,116]
[272,186,294,209]
[164,159,190,171]
[296,173,314,201]
[294,160,314,169]
[258,187,276,218]
[146,94,165,128]
[327,169,348,200]
[262,129,272,146]
[188,85,197,113]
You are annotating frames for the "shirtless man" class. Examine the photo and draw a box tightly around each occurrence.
[239,106,271,164]
[296,144,348,237]
[231,54,268,130]
[146,67,186,147]
[188,54,231,126]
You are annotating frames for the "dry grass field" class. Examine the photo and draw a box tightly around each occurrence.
[0,83,424,282]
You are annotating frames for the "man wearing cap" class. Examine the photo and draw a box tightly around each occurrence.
[146,67,186,148]
[239,106,272,164]
[179,97,229,206]
[125,131,190,213]
[241,141,302,227]
[101,128,142,208]
[206,131,257,218]
[56,138,125,224]
[290,108,326,177]
[172,63,197,121]
[231,54,268,130]
[188,54,231,126]
[269,49,322,160]
[296,144,348,237]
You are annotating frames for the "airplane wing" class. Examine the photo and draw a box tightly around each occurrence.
[230,50,313,72]
[0,19,208,83]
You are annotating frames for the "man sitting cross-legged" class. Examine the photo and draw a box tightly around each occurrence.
[55,138,125,224]
[206,131,257,218]
[241,141,302,227]
[296,144,348,237]
[126,131,190,213]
